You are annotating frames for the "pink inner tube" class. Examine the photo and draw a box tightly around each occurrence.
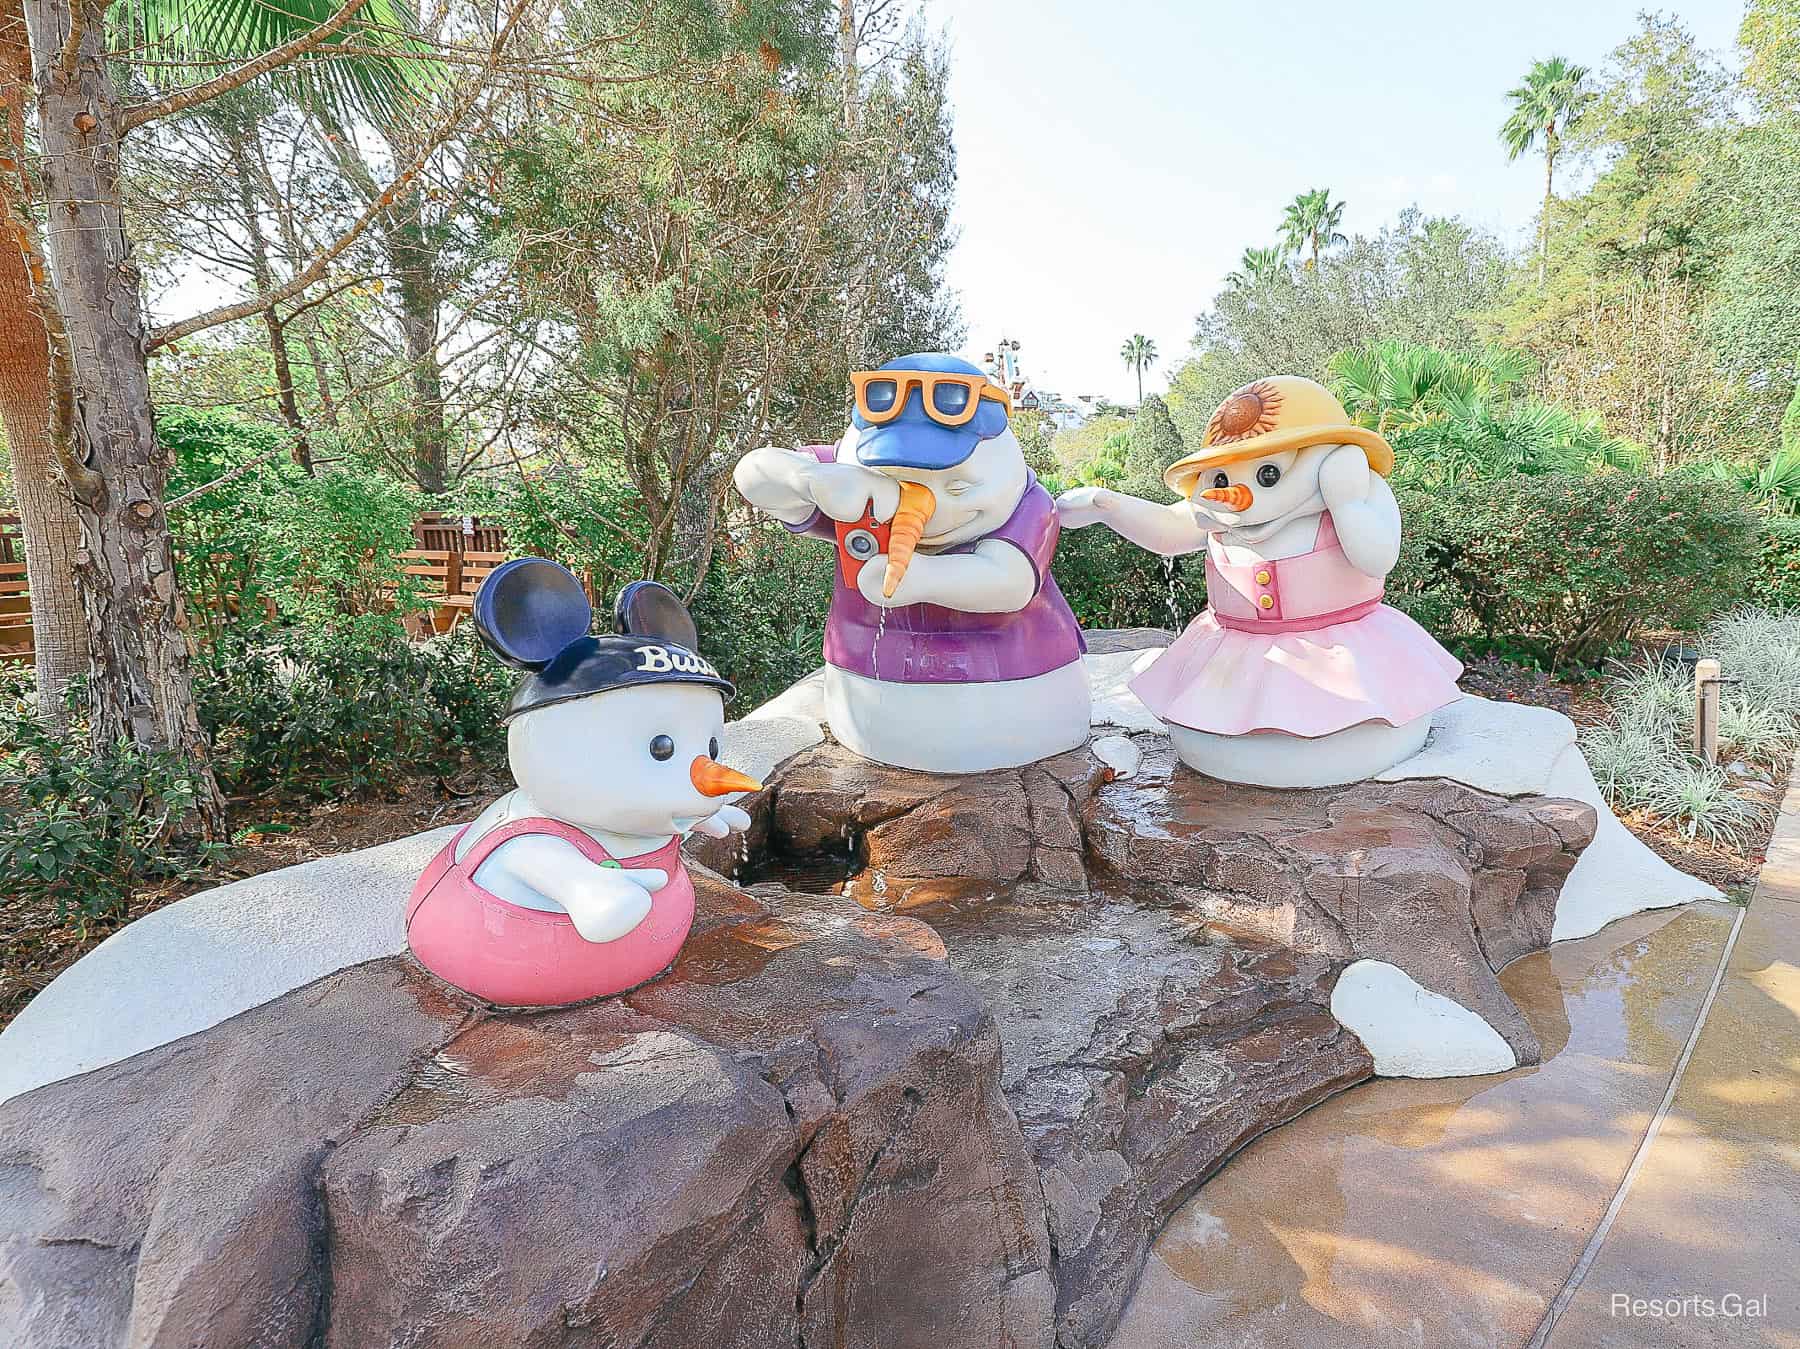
[405,817,695,1007]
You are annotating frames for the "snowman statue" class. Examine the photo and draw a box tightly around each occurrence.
[406,560,762,1007]
[734,353,1089,773]
[1058,376,1462,788]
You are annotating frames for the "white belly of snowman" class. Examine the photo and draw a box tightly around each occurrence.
[824,662,1091,773]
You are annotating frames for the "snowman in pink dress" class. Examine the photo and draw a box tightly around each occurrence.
[1058,376,1462,788]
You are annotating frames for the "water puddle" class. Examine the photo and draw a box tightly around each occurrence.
[1109,901,1739,1348]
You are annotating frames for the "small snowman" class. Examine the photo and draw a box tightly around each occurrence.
[406,560,762,1007]
[733,352,1089,773]
[1058,376,1462,788]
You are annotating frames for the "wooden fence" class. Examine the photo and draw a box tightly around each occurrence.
[0,512,547,663]
[0,516,31,665]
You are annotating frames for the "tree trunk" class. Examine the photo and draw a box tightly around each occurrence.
[0,0,82,720]
[838,0,866,374]
[387,191,449,492]
[22,0,227,831]
[1540,131,1556,287]
[228,128,313,473]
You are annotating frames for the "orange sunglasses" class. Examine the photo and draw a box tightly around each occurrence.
[850,369,1012,428]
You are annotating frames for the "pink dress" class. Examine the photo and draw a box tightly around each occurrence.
[406,817,695,1007]
[1130,513,1462,738]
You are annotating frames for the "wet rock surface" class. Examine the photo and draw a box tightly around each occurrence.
[1083,741,1597,1064]
[2,717,1595,1349]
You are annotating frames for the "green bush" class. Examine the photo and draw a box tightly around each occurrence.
[1394,471,1759,668]
[163,407,424,643]
[196,625,511,799]
[0,670,216,923]
[260,462,420,637]
[1051,525,1207,634]
[691,522,834,711]
[1748,515,1800,610]
[453,460,651,605]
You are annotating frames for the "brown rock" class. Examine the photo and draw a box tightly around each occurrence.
[0,887,1055,1349]
[1083,742,1596,1063]
[3,707,1598,1349]
[911,897,1371,1345]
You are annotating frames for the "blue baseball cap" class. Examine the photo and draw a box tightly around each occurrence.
[853,353,1011,471]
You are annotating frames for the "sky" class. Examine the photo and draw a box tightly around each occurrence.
[931,0,1748,404]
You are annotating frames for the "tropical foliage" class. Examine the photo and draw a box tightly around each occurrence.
[1119,333,1158,405]
[1281,188,1347,269]
[1500,55,1592,282]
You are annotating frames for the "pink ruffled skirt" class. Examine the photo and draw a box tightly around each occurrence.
[1130,604,1462,739]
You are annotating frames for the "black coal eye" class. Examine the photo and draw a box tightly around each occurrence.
[1257,464,1281,487]
[649,735,675,761]
[708,736,719,759]
[1212,472,1229,489]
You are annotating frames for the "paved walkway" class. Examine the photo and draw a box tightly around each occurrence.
[1114,772,1800,1349]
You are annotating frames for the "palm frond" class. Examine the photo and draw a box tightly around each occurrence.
[117,0,442,124]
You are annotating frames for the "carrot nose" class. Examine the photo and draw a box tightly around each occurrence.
[690,755,763,797]
[1200,483,1253,512]
[881,480,937,598]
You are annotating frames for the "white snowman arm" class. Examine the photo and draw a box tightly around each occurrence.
[1055,487,1209,557]
[687,803,752,839]
[856,539,1037,612]
[1321,449,1402,578]
[733,446,824,525]
[734,446,900,526]
[478,835,667,943]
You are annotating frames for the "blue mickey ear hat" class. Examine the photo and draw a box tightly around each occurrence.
[474,559,732,722]
[853,352,1011,471]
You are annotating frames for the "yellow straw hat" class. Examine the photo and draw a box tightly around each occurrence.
[1163,376,1394,498]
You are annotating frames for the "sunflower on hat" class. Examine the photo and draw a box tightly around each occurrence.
[1163,376,1394,500]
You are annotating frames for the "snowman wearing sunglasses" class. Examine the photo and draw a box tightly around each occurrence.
[734,352,1090,773]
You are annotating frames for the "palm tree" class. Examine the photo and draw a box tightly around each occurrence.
[1119,334,1158,405]
[1501,56,1592,285]
[1281,189,1346,269]
[0,5,84,720]
[1226,245,1287,289]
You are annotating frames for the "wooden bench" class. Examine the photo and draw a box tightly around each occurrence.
[0,554,30,665]
[395,549,509,636]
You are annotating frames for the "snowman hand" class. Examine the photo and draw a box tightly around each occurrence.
[808,460,902,524]
[560,864,667,943]
[688,804,752,839]
[1054,486,1120,528]
[1318,445,1373,513]
[856,550,925,607]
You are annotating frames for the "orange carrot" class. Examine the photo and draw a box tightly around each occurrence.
[1200,484,1253,512]
[882,481,936,598]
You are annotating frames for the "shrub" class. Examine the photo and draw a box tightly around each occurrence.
[1747,515,1800,610]
[691,522,834,711]
[1051,525,1207,635]
[0,669,216,923]
[1636,759,1772,848]
[196,625,511,799]
[1579,608,1799,842]
[259,461,421,637]
[454,459,652,606]
[1395,471,1759,668]
[162,406,291,646]
[163,407,425,643]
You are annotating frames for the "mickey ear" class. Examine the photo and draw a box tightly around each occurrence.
[614,580,699,650]
[474,559,592,670]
